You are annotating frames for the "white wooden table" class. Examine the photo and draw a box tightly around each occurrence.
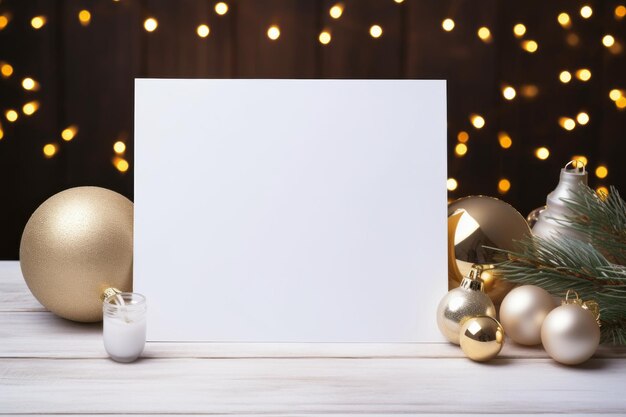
[2,261,626,416]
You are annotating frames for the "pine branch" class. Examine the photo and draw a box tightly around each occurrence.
[493,236,626,345]
[557,185,626,265]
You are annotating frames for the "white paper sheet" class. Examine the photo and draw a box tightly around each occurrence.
[134,79,447,342]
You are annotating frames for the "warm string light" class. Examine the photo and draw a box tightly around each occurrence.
[22,77,39,91]
[5,109,18,123]
[61,125,78,141]
[470,114,485,129]
[595,165,608,179]
[215,2,229,16]
[575,68,591,81]
[0,62,13,78]
[559,117,576,131]
[454,143,468,157]
[43,144,58,158]
[477,27,492,43]
[442,18,455,32]
[498,178,511,194]
[144,17,158,32]
[113,141,126,154]
[0,122,4,140]
[521,40,538,53]
[22,101,40,116]
[446,178,458,191]
[566,33,580,47]
[502,85,516,100]
[197,24,210,38]
[267,25,280,40]
[329,3,344,19]
[369,24,382,38]
[498,132,512,149]
[31,16,46,30]
[513,23,526,38]
[580,5,593,19]
[603,35,615,48]
[535,147,550,160]
[616,5,626,20]
[319,30,331,45]
[559,70,572,83]
[0,13,10,30]
[113,156,130,172]
[576,112,589,125]
[609,89,623,101]
[457,131,469,143]
[557,12,571,28]
[519,84,539,98]
[78,10,91,26]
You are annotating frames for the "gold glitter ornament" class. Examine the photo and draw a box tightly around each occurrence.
[19,187,133,322]
[436,265,496,345]
[460,315,505,362]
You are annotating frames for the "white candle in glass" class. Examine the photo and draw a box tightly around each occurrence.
[103,292,146,363]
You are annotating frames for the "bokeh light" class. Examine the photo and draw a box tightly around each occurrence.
[535,147,550,160]
[144,17,158,32]
[442,18,455,32]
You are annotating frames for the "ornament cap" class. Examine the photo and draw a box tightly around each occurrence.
[101,287,122,301]
[460,265,485,292]
[562,289,601,326]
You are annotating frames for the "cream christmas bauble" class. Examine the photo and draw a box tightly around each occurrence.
[499,285,556,345]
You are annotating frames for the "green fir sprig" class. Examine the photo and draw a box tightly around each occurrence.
[494,185,626,345]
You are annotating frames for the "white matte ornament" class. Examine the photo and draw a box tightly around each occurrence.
[499,285,557,346]
[541,301,600,365]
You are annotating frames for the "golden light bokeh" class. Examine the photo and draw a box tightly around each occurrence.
[616,5,626,19]
[329,4,344,19]
[498,178,511,194]
[559,117,576,131]
[197,24,210,38]
[470,114,485,129]
[442,18,455,32]
[502,86,516,100]
[566,33,580,47]
[498,132,512,149]
[61,125,78,141]
[576,112,589,125]
[513,23,526,38]
[5,109,18,123]
[22,101,40,116]
[267,25,280,40]
[477,26,492,42]
[319,30,331,45]
[609,89,623,101]
[596,186,609,197]
[595,165,608,179]
[0,126,3,140]
[369,24,382,38]
[520,84,539,98]
[43,144,57,158]
[616,96,626,109]
[559,70,572,83]
[572,155,588,167]
[215,2,229,16]
[580,5,593,19]
[575,68,591,81]
[113,157,130,172]
[22,77,39,91]
[455,143,468,157]
[31,16,46,30]
[1,62,13,78]
[113,141,126,154]
[603,35,615,48]
[447,178,458,191]
[557,12,571,28]
[535,147,550,160]
[522,40,538,53]
[457,131,469,143]
[0,14,9,30]
[78,10,91,26]
[144,17,158,32]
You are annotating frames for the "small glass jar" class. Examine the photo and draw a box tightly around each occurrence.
[103,292,147,363]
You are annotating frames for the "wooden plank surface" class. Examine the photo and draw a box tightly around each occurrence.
[2,260,626,415]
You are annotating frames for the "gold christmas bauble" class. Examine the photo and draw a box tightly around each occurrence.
[460,316,505,362]
[448,196,531,305]
[19,187,133,322]
[541,304,600,365]
[437,266,496,345]
[499,285,556,346]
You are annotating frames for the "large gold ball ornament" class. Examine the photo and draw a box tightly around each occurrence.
[541,304,600,365]
[460,316,505,362]
[448,196,531,305]
[499,285,556,346]
[20,187,133,322]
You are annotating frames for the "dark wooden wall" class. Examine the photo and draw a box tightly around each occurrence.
[1,0,625,259]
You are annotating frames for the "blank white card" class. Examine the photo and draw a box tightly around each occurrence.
[134,79,447,342]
